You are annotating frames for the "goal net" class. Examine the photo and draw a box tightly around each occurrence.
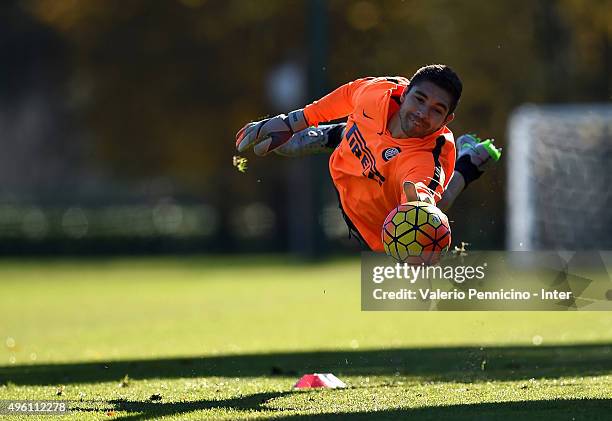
[507,104,612,250]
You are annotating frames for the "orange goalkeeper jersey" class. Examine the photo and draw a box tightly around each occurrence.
[303,77,456,251]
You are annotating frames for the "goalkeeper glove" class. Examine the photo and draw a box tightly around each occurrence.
[454,134,502,188]
[235,109,309,156]
[274,123,345,157]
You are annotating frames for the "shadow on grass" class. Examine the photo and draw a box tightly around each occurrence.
[75,396,612,420]
[89,391,290,421]
[1,343,612,386]
[271,398,612,421]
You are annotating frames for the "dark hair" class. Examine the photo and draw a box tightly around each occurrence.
[408,64,462,115]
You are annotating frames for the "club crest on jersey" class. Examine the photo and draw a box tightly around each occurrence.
[345,123,386,185]
[382,147,401,161]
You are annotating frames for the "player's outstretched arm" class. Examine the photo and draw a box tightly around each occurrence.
[438,134,501,212]
[235,109,309,156]
[273,123,346,157]
[237,78,373,157]
[437,173,465,212]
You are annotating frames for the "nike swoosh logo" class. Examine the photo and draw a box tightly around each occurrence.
[362,110,374,120]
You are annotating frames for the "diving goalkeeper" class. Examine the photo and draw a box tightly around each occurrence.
[236,65,500,251]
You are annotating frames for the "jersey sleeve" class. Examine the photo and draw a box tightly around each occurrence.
[398,139,456,204]
[303,78,372,126]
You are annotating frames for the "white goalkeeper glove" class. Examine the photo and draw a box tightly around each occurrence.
[454,134,502,187]
[235,109,309,156]
[273,123,345,157]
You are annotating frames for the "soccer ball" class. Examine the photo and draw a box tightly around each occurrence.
[382,201,451,265]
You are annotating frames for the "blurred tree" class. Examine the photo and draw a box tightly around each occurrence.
[18,0,611,249]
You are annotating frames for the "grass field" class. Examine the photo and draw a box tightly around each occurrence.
[1,256,611,420]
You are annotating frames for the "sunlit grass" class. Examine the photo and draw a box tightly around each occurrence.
[0,257,611,419]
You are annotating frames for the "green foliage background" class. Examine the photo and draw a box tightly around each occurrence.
[11,0,612,247]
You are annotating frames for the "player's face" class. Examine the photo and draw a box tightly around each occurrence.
[399,81,455,138]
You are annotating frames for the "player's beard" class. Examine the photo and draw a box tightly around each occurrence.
[401,111,432,138]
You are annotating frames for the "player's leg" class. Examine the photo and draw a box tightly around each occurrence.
[273,123,346,157]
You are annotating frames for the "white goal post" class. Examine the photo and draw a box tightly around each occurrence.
[507,104,612,251]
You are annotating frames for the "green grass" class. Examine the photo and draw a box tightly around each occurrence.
[0,256,611,419]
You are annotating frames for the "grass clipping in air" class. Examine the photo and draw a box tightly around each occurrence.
[233,155,248,173]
